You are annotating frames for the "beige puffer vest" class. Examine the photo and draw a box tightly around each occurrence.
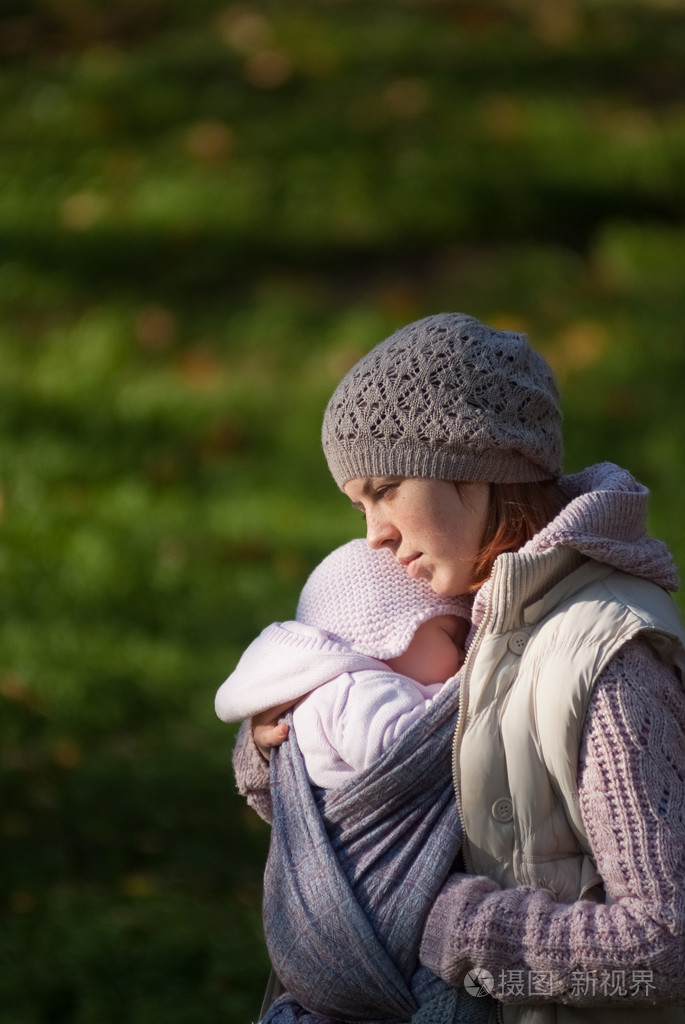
[453,546,685,1024]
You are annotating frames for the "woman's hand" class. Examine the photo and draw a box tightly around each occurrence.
[252,701,293,759]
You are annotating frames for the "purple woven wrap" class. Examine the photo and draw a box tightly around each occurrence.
[260,677,498,1024]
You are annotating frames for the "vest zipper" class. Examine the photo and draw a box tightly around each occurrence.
[451,599,495,875]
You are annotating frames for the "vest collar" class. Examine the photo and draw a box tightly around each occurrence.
[486,545,588,634]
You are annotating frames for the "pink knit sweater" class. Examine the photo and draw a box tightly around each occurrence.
[231,463,685,1006]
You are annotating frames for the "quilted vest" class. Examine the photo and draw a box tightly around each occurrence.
[453,546,685,1024]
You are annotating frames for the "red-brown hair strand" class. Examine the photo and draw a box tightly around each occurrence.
[470,479,567,590]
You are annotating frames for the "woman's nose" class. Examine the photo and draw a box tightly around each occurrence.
[365,508,399,550]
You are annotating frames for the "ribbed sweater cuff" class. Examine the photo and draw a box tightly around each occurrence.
[419,873,500,984]
[232,720,273,824]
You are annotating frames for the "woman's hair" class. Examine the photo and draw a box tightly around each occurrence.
[470,479,568,590]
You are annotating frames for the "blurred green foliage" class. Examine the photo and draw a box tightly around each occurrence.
[1,0,684,1020]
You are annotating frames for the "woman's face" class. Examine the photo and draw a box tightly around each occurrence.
[343,476,491,597]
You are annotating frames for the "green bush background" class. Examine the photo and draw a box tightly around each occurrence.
[1,1,684,1020]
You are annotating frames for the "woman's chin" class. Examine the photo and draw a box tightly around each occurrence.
[429,572,470,598]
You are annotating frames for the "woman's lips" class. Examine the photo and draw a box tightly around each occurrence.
[399,554,422,578]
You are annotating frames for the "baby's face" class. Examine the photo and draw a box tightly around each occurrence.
[384,614,466,686]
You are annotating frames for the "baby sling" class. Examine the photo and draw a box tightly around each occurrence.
[259,676,499,1024]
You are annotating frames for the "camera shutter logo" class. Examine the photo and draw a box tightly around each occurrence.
[464,967,494,998]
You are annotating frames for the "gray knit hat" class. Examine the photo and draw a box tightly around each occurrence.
[322,312,563,487]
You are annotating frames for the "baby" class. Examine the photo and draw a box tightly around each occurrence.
[215,538,469,788]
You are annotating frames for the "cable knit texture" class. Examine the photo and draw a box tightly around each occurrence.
[419,638,685,1004]
[322,313,563,488]
[232,461,685,1007]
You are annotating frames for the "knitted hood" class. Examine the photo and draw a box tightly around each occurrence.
[215,621,389,721]
[530,462,679,591]
[216,538,470,722]
[296,539,470,659]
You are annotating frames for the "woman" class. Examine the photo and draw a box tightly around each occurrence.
[235,313,685,1022]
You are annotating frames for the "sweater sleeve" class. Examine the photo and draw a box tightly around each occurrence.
[232,720,273,824]
[419,637,685,1005]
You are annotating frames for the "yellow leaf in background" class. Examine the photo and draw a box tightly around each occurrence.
[489,313,530,334]
[61,191,106,230]
[531,0,582,46]
[185,120,235,165]
[480,95,527,141]
[610,107,657,146]
[51,738,82,769]
[134,305,177,351]
[325,346,365,381]
[372,281,422,322]
[173,347,225,391]
[216,8,272,54]
[552,320,608,377]
[382,79,431,119]
[244,50,293,89]
[121,874,155,899]
[1,673,42,712]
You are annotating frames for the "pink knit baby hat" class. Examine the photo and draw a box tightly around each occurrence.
[295,538,467,659]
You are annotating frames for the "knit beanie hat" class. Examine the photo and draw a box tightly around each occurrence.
[322,312,563,488]
[295,538,467,659]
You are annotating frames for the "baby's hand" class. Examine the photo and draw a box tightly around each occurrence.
[252,701,293,759]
